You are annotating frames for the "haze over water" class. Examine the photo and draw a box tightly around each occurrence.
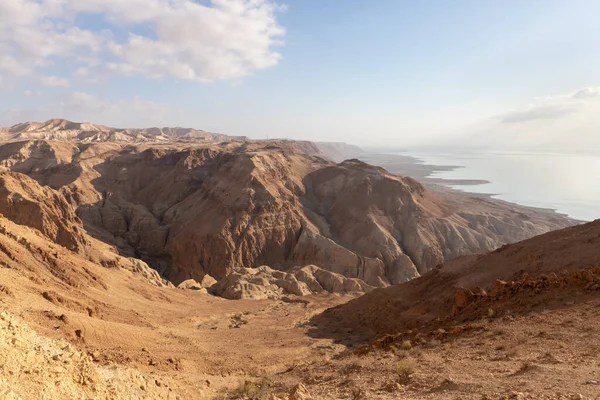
[407,150,600,222]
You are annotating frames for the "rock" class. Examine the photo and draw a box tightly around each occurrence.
[199,274,217,288]
[289,383,312,400]
[210,265,375,300]
[177,279,203,290]
[178,274,217,291]
[0,171,87,252]
[453,287,474,313]
[123,258,172,288]
[382,381,401,392]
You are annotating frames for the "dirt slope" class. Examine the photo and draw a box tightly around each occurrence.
[311,219,600,338]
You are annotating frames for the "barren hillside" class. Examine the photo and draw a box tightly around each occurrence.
[0,119,592,399]
[0,138,573,288]
[0,170,596,399]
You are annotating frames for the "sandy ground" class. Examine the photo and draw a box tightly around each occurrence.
[2,252,600,399]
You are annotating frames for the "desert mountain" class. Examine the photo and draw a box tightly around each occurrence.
[0,168,596,398]
[0,137,574,289]
[0,118,247,143]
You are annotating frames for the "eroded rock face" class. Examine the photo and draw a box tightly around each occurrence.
[0,140,575,287]
[177,274,216,291]
[0,172,87,252]
[209,265,375,300]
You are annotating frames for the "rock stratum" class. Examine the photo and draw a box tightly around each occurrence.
[0,120,575,290]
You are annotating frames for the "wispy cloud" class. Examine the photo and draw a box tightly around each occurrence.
[456,86,600,152]
[499,103,577,123]
[496,86,600,124]
[37,76,71,87]
[0,0,285,87]
[3,91,171,128]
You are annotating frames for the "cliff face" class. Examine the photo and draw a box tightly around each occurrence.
[0,139,575,286]
[0,172,87,252]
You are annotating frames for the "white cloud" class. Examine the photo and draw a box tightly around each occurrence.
[0,0,285,86]
[453,86,600,152]
[38,75,70,87]
[572,87,600,99]
[23,89,42,97]
[73,67,89,77]
[499,103,577,123]
[497,86,600,124]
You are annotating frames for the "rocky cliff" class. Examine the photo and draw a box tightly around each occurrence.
[0,172,87,252]
[0,138,575,287]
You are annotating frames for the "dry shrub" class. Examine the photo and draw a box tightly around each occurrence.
[396,359,416,384]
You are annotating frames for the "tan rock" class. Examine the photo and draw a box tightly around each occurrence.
[210,265,375,300]
[289,383,312,400]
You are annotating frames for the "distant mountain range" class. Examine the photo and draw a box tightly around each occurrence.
[0,119,365,162]
[0,118,247,143]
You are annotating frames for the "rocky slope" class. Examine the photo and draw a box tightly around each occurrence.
[0,311,175,399]
[1,119,247,143]
[210,265,375,300]
[0,137,575,288]
[311,219,600,339]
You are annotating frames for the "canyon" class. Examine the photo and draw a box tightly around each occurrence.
[0,119,596,399]
[0,120,575,292]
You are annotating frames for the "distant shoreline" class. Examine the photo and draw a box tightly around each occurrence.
[358,152,491,186]
[359,152,581,223]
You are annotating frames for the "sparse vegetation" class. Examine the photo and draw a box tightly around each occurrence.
[229,314,249,329]
[342,359,364,374]
[396,359,415,384]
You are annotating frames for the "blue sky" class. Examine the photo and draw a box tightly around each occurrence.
[1,0,600,148]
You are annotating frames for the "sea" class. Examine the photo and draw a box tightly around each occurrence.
[402,150,600,222]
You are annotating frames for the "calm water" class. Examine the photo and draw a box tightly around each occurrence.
[405,150,600,222]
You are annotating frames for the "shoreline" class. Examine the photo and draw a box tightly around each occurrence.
[359,152,581,223]
[358,152,491,186]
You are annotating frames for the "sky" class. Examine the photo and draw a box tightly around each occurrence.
[1,0,600,149]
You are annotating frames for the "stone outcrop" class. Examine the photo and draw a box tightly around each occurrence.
[177,274,216,291]
[0,311,175,399]
[0,172,87,252]
[210,265,375,300]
